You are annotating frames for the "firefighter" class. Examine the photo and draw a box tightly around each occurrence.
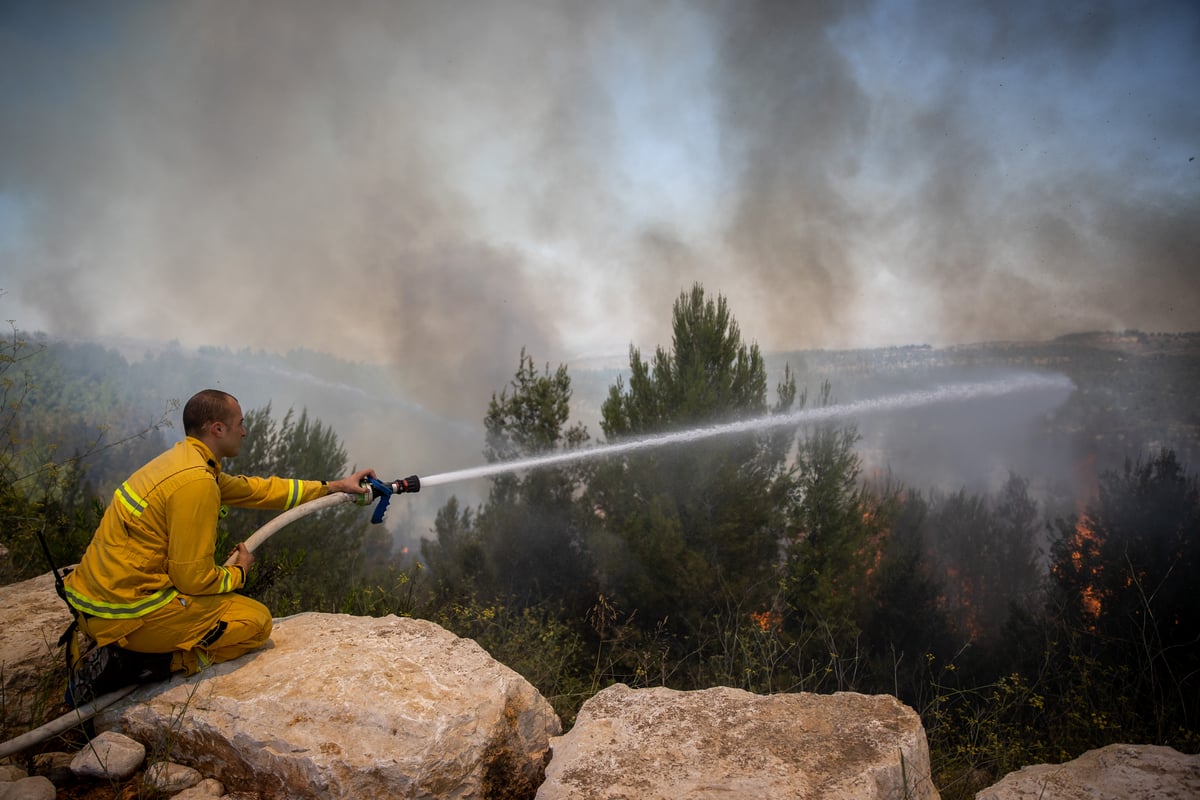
[63,388,375,684]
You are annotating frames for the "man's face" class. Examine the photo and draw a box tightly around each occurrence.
[209,400,248,460]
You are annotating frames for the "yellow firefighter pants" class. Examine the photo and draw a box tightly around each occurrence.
[79,593,273,676]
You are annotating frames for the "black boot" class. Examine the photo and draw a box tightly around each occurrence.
[66,645,173,707]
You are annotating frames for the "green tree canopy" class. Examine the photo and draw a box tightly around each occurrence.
[588,284,798,637]
[424,349,593,609]
[781,395,877,645]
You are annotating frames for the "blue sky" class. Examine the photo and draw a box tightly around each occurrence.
[1,0,1197,415]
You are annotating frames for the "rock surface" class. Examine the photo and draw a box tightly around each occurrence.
[0,572,74,735]
[173,778,227,799]
[976,743,1200,799]
[144,760,203,793]
[95,612,561,800]
[535,683,940,800]
[69,730,145,780]
[0,774,55,800]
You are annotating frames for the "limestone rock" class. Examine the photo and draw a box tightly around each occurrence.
[976,743,1200,799]
[0,572,74,734]
[0,775,56,800]
[536,683,939,800]
[95,612,561,800]
[0,766,26,782]
[144,760,203,793]
[69,730,145,780]
[171,777,226,799]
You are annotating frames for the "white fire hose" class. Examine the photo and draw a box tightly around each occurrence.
[222,491,355,566]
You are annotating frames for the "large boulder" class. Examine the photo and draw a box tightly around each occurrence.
[94,613,561,800]
[0,572,74,736]
[976,743,1200,799]
[536,683,940,800]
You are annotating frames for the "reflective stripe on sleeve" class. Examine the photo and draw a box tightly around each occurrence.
[115,482,147,517]
[285,478,302,509]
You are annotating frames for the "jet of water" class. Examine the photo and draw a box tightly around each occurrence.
[419,372,1075,488]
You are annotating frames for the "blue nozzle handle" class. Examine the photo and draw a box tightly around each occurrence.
[361,475,421,524]
[364,476,393,524]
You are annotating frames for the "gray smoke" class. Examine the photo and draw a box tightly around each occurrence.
[2,0,1197,425]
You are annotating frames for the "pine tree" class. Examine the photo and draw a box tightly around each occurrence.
[778,382,883,686]
[425,349,593,609]
[588,284,797,640]
[420,495,483,603]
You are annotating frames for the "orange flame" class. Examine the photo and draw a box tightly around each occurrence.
[1058,511,1103,625]
[750,609,782,633]
[1061,456,1104,626]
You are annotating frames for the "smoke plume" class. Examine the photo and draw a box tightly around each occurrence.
[2,0,1197,424]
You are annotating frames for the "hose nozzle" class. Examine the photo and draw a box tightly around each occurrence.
[361,475,421,524]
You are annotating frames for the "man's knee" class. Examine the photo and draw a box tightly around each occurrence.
[246,607,273,646]
[225,596,273,646]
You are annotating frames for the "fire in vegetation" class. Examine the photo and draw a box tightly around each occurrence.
[1058,454,1105,629]
[750,609,783,633]
[1057,511,1104,627]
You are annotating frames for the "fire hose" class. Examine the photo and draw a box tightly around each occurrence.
[223,475,420,565]
[0,476,421,760]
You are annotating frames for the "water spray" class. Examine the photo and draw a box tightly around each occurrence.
[420,372,1075,487]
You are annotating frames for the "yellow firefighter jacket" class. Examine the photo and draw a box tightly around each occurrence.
[64,437,329,620]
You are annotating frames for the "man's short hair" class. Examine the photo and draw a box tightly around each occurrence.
[183,389,239,437]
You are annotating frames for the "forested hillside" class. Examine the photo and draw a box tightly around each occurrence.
[2,295,1198,799]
